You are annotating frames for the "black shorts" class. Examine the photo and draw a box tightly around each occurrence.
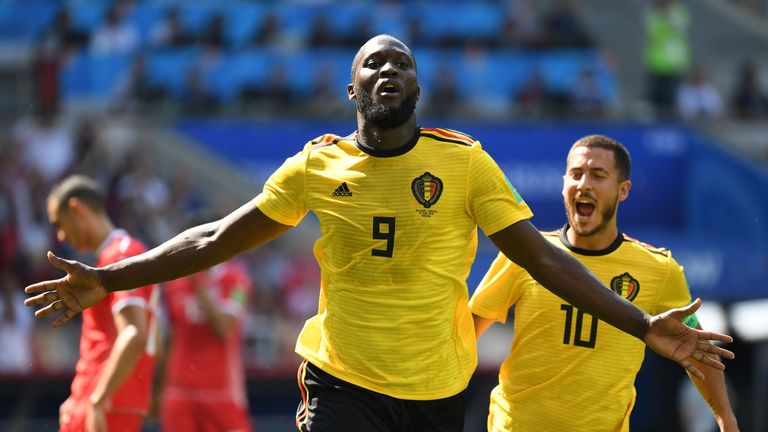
[295,360,465,432]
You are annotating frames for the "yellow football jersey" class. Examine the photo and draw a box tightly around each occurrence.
[470,227,692,431]
[253,127,533,399]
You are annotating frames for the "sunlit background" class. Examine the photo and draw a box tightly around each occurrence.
[0,0,766,431]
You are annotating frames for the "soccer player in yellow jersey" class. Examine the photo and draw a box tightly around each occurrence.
[26,35,733,432]
[471,135,739,432]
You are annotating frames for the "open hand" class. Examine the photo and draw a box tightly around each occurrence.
[643,298,734,379]
[24,252,108,328]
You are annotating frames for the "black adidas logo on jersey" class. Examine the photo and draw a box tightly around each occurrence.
[332,182,353,197]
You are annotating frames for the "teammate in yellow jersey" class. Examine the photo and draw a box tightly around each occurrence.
[471,134,739,432]
[26,35,733,432]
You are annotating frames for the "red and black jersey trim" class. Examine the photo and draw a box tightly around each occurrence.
[623,234,670,256]
[419,127,475,146]
[310,134,342,149]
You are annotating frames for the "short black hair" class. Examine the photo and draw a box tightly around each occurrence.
[48,174,106,214]
[569,135,631,181]
[350,34,416,82]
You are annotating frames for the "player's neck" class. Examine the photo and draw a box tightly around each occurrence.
[566,224,620,251]
[356,117,417,151]
[88,217,116,253]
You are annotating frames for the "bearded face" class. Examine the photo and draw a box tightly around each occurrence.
[348,36,420,130]
[355,85,418,130]
[562,146,630,242]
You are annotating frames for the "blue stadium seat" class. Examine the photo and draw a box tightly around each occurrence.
[411,3,503,41]
[202,50,275,103]
[273,3,324,42]
[146,49,200,99]
[125,2,166,47]
[0,1,59,41]
[177,2,221,34]
[68,1,109,33]
[221,2,267,48]
[60,53,132,100]
[538,50,597,93]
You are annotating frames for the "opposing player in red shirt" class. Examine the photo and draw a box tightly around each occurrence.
[46,175,156,432]
[160,256,252,432]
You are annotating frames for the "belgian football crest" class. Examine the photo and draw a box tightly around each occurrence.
[610,272,639,302]
[411,172,443,208]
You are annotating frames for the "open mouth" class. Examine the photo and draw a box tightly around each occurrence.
[575,201,595,217]
[378,83,400,96]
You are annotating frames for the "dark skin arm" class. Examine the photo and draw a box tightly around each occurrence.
[489,220,648,339]
[488,220,734,378]
[25,203,291,327]
[191,272,236,339]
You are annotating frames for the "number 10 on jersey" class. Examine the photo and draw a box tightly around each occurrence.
[560,304,598,348]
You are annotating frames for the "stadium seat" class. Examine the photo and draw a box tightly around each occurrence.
[59,53,132,100]
[0,0,59,41]
[146,49,200,100]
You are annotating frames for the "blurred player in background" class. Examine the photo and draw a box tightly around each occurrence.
[471,135,739,431]
[27,36,733,432]
[46,175,157,432]
[159,215,253,432]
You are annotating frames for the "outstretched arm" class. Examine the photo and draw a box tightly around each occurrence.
[25,203,292,327]
[489,220,650,338]
[488,220,734,378]
[686,326,739,431]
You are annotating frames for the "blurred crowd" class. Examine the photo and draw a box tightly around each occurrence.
[0,108,319,378]
[644,0,768,122]
[23,0,768,125]
[31,0,620,120]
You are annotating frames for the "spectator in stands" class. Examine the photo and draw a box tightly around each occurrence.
[403,17,425,48]
[90,3,139,56]
[112,53,167,113]
[180,41,223,115]
[338,15,375,49]
[240,64,294,115]
[46,175,156,432]
[114,152,172,245]
[304,63,347,118]
[514,68,547,119]
[200,13,227,50]
[644,0,691,118]
[250,12,283,48]
[307,15,335,48]
[160,215,253,432]
[0,144,26,374]
[34,8,88,114]
[1,135,62,321]
[38,9,90,56]
[731,60,768,119]
[426,66,461,118]
[498,0,545,49]
[70,116,110,184]
[150,7,194,49]
[542,0,593,48]
[571,68,605,118]
[12,107,74,184]
[676,65,724,122]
